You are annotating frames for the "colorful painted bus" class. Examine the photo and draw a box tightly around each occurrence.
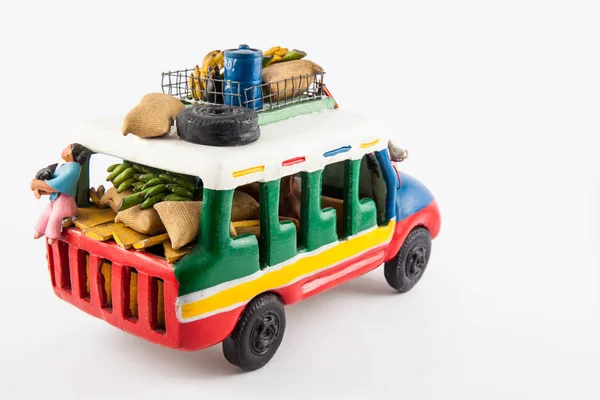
[47,110,441,371]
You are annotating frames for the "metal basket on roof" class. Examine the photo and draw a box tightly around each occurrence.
[161,69,327,112]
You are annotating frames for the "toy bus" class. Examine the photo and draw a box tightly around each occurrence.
[42,108,441,371]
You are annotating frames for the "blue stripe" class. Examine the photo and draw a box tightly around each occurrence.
[323,146,351,158]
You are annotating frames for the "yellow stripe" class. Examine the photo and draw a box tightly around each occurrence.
[232,165,265,178]
[360,139,380,148]
[181,221,394,320]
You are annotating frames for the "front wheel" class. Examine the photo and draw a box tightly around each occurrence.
[384,227,431,292]
[222,293,286,371]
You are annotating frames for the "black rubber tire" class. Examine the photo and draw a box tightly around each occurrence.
[384,227,432,293]
[222,293,286,371]
[176,104,260,146]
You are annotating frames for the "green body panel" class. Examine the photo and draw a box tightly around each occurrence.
[174,189,260,296]
[298,171,338,251]
[343,160,377,236]
[258,98,336,125]
[259,180,297,268]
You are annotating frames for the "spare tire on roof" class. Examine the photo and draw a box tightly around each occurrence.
[176,104,260,146]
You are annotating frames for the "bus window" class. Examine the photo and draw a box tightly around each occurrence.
[359,154,388,225]
[321,160,345,237]
[342,158,377,236]
[321,157,378,238]
[230,184,261,238]
[278,173,301,221]
[322,160,345,199]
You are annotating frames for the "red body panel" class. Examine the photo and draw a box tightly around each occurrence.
[48,202,440,352]
[48,229,181,349]
[384,201,441,262]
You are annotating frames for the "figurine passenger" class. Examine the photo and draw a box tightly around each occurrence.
[31,143,89,245]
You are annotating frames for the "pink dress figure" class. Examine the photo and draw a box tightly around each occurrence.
[31,143,89,245]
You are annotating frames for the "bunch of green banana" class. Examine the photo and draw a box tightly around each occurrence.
[106,161,136,193]
[160,173,196,201]
[107,162,201,212]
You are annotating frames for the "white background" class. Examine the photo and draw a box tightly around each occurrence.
[1,0,599,398]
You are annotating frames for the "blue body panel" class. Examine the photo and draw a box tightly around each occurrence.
[375,150,399,222]
[395,172,435,221]
[375,151,434,222]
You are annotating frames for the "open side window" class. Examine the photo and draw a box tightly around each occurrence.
[322,156,379,238]
[342,159,377,237]
[358,153,388,225]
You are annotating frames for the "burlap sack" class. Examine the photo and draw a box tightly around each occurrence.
[262,60,323,102]
[99,187,133,212]
[115,205,166,235]
[154,201,238,250]
[122,93,185,138]
[236,182,260,202]
[232,191,260,221]
[154,201,202,249]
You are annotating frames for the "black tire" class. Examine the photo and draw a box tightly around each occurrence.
[176,104,260,146]
[222,293,286,371]
[384,227,431,292]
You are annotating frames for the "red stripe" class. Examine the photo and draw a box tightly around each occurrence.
[281,156,306,167]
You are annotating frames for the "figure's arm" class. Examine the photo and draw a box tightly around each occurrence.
[30,179,56,194]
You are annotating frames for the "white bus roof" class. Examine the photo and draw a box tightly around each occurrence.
[72,109,390,190]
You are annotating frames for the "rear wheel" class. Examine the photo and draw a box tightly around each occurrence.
[222,293,286,371]
[384,227,431,292]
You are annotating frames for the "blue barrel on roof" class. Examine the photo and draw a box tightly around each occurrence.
[224,44,263,110]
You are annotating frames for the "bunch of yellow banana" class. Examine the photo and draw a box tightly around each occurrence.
[200,50,224,89]
[189,65,202,101]
[264,46,288,66]
[262,46,306,67]
[188,50,225,101]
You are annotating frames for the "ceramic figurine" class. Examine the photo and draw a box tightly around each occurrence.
[31,143,89,245]
[38,45,441,372]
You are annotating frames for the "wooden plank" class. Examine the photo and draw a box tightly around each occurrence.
[84,222,118,241]
[163,241,192,263]
[132,233,170,250]
[235,225,261,238]
[73,207,116,230]
[232,220,260,228]
[112,224,150,249]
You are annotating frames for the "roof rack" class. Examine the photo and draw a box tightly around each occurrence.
[161,69,337,124]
